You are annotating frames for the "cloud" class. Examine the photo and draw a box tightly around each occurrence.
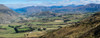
[4,0,100,8]
[5,4,35,9]
[79,0,100,4]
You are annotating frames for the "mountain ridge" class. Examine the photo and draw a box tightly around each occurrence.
[13,3,100,16]
[0,4,19,24]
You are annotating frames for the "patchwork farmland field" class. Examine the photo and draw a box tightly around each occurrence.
[0,13,93,38]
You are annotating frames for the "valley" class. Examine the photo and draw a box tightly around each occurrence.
[0,3,100,38]
[0,12,93,38]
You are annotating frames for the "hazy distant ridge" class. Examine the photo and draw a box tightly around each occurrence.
[14,3,100,15]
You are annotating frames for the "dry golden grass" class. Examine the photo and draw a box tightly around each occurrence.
[41,12,100,38]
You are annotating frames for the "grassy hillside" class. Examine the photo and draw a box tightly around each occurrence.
[41,12,100,38]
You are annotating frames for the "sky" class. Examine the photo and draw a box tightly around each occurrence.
[0,0,100,8]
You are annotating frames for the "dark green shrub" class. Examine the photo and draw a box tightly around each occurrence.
[38,28,42,31]
[8,25,22,33]
[58,26,62,28]
[14,28,19,33]
[8,25,14,28]
[43,28,46,30]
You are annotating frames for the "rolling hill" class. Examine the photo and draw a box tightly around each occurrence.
[41,12,100,38]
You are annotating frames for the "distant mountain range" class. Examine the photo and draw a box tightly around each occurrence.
[13,3,100,16]
[0,4,19,24]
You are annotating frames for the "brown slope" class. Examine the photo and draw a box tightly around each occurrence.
[0,4,19,24]
[41,12,100,38]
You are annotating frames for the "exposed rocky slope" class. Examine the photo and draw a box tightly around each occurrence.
[41,12,100,38]
[0,4,19,24]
